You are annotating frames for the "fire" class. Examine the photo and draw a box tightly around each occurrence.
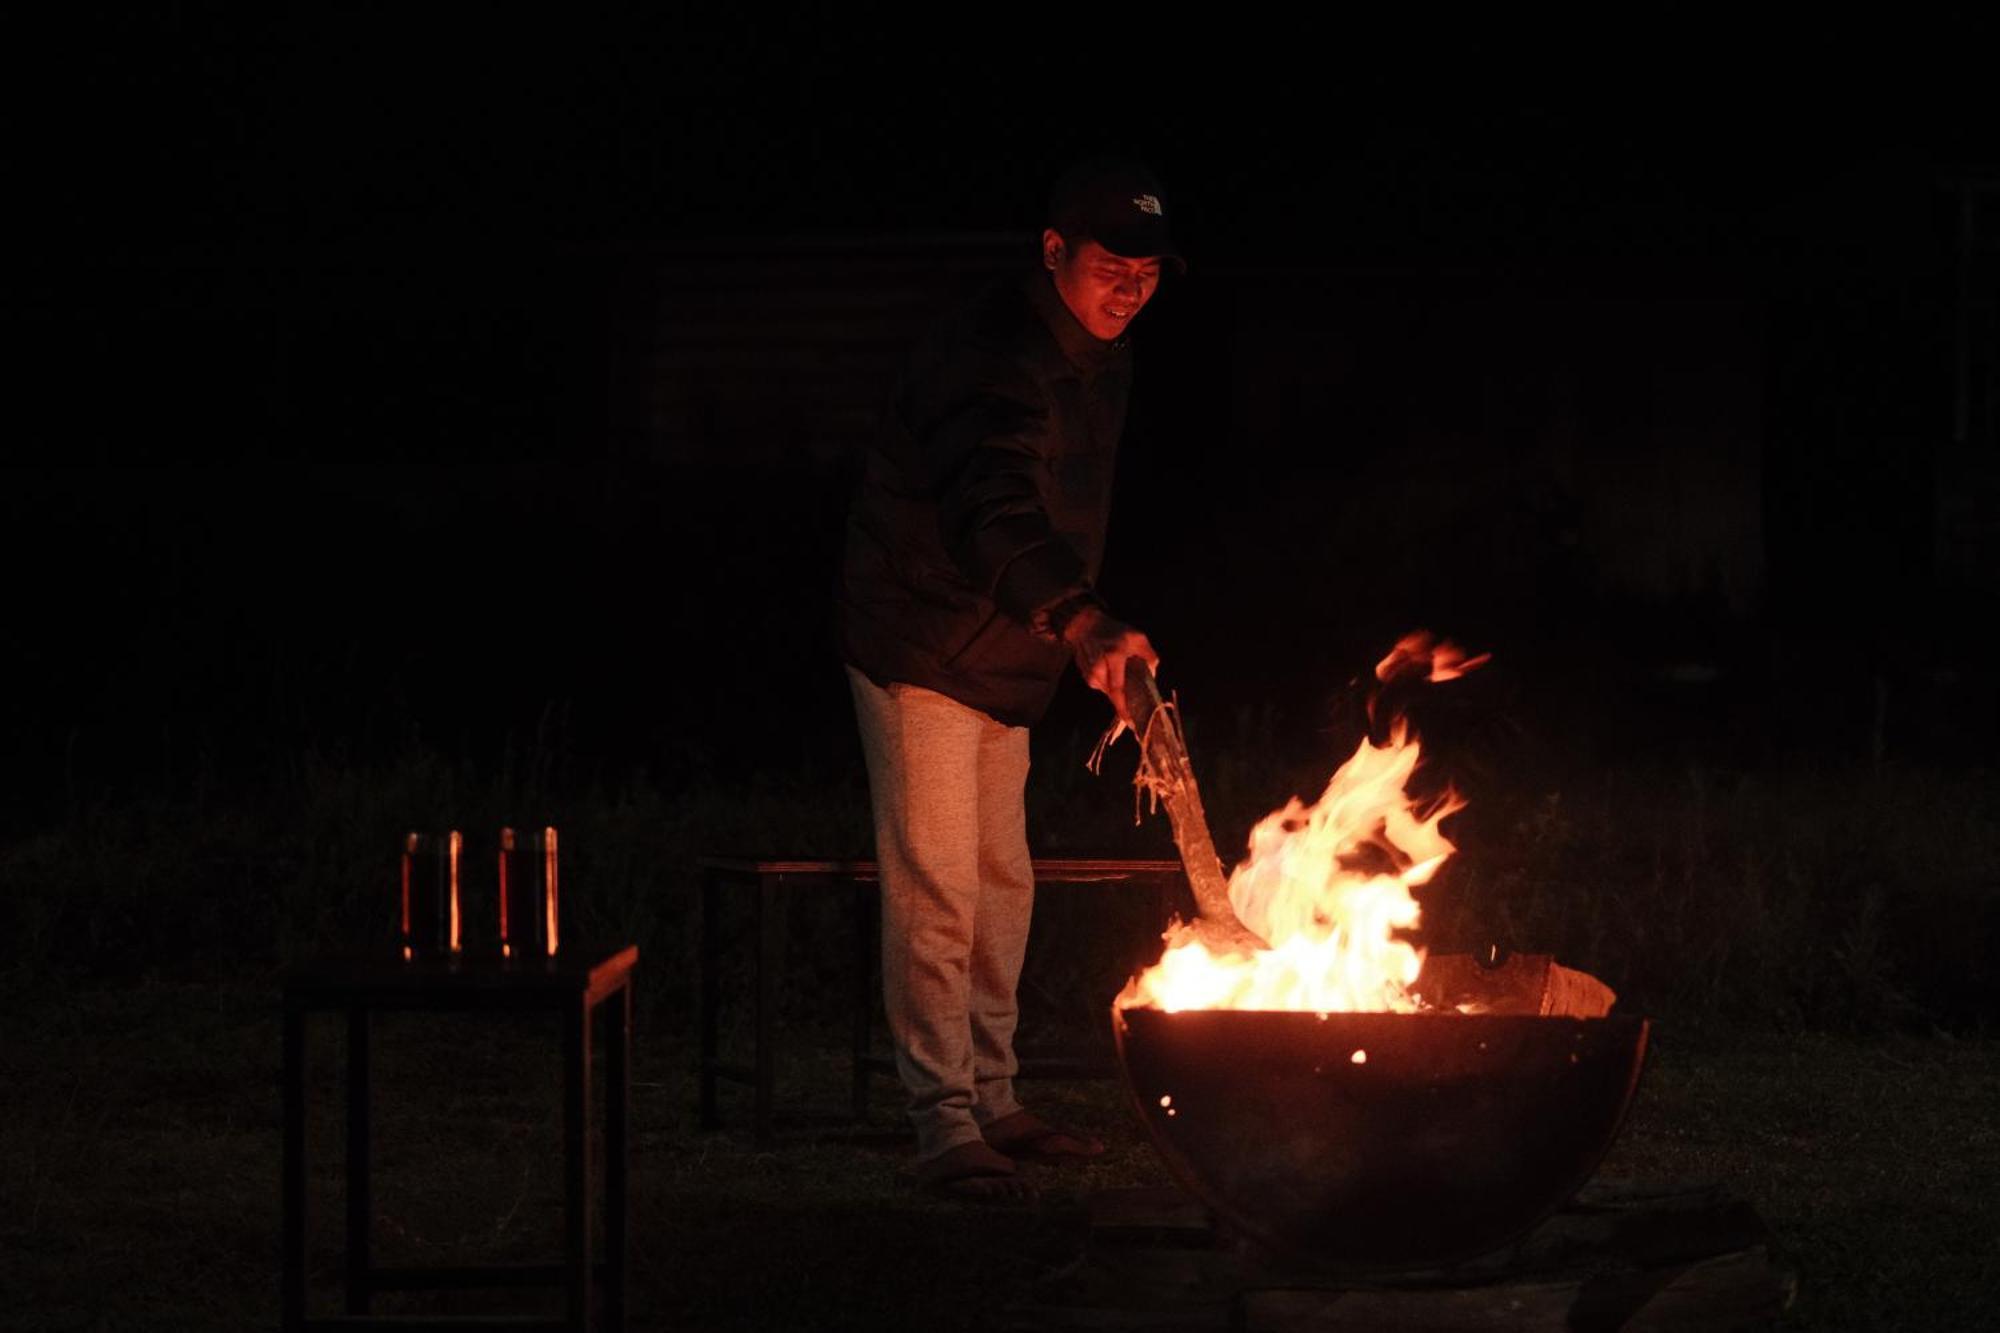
[1118,634,1479,1014]
[1373,629,1489,684]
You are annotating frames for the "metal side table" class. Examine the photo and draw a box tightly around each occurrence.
[282,945,636,1332]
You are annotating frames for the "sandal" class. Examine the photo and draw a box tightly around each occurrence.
[915,1140,1036,1201]
[981,1110,1105,1163]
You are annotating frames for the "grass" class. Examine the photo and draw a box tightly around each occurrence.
[2,721,1995,1327]
[2,980,1995,1330]
[11,721,1992,1034]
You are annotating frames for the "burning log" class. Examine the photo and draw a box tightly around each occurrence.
[1122,659,1268,957]
[1413,951,1617,1019]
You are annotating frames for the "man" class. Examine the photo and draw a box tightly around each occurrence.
[837,158,1181,1199]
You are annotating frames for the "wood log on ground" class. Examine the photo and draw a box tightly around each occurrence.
[1412,953,1620,1018]
[1006,1181,1796,1331]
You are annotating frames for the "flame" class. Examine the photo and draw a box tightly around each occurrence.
[1118,635,1484,1014]
[1126,734,1458,1012]
[1121,721,1461,1012]
[1375,629,1490,684]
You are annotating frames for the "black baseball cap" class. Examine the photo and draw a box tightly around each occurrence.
[1046,157,1186,274]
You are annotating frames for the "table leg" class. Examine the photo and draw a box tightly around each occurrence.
[345,1006,372,1315]
[851,880,874,1121]
[564,995,596,1332]
[604,982,631,1331]
[754,872,781,1146]
[698,868,721,1131]
[282,1000,306,1332]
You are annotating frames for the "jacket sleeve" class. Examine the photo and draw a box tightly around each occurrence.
[918,351,1094,629]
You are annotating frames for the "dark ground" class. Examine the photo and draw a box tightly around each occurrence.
[3,980,1996,1331]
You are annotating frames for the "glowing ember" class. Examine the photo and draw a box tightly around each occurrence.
[1118,634,1481,1014]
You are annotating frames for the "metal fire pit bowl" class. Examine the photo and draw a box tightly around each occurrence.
[1112,1001,1649,1272]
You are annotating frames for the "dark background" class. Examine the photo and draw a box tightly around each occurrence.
[6,29,1999,1327]
[7,20,1995,1003]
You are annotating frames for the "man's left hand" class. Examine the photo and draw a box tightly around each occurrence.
[1063,606,1159,724]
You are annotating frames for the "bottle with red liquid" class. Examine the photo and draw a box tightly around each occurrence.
[398,831,463,960]
[497,826,560,960]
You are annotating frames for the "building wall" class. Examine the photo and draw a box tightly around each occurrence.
[638,241,1769,628]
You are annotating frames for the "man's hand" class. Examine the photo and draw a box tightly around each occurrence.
[1062,606,1159,724]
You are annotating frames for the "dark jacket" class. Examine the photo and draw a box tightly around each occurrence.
[838,270,1132,726]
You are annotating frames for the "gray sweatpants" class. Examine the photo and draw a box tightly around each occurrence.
[846,666,1033,1160]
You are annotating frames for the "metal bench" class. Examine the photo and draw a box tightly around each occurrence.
[696,857,1185,1144]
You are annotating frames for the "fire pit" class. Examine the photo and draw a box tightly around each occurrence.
[1113,961,1649,1271]
[1105,637,1650,1271]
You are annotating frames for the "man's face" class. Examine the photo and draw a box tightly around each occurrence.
[1044,230,1163,342]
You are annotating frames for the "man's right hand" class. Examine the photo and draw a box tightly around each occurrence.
[1063,606,1159,724]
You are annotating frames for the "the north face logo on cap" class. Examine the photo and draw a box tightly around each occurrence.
[1132,194,1163,216]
